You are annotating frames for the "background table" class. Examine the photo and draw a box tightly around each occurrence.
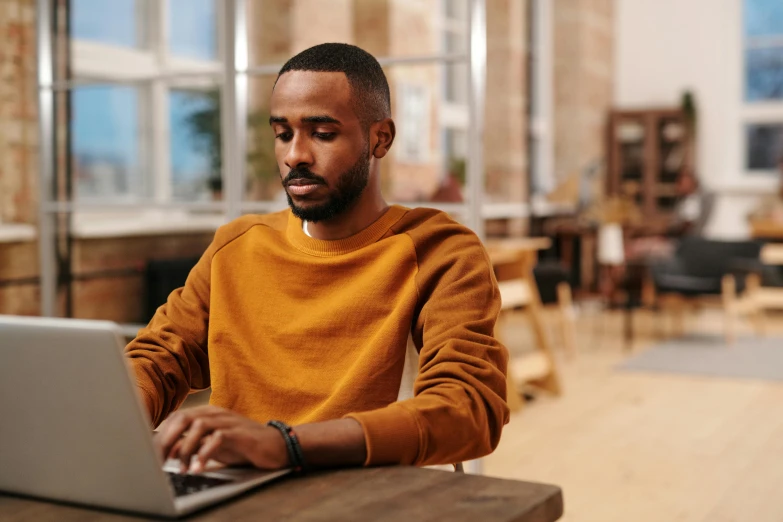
[0,466,563,521]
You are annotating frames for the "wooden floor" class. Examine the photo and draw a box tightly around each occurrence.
[485,307,783,522]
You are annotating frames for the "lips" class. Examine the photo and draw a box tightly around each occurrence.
[286,179,324,196]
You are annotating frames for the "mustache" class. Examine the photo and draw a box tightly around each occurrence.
[282,168,327,186]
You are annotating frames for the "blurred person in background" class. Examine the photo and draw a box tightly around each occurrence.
[125,43,509,475]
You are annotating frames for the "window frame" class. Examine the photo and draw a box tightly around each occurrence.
[741,0,783,178]
[69,0,223,204]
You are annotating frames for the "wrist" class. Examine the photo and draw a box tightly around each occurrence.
[266,420,308,472]
[248,425,290,470]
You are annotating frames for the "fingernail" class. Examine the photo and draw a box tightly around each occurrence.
[189,460,203,474]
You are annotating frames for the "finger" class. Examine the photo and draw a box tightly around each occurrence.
[177,417,216,472]
[156,412,194,462]
[193,430,224,473]
[157,406,228,459]
[166,438,185,467]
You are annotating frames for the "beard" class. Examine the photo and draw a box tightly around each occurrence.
[281,146,371,223]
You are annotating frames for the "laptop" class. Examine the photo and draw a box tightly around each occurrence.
[0,315,290,518]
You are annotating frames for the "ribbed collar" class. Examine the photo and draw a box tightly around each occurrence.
[286,205,408,257]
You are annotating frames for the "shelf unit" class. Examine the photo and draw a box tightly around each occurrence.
[607,108,692,220]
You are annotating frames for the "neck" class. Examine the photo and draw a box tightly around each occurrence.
[306,174,388,241]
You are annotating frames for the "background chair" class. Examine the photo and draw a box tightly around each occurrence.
[747,244,783,324]
[144,256,201,322]
[533,261,577,358]
[649,237,764,343]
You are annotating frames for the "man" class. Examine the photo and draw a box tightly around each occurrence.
[126,43,508,474]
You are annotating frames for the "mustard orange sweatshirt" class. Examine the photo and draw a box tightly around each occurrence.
[125,205,509,466]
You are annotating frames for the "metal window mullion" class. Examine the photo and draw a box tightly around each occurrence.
[466,0,486,241]
[221,0,248,220]
[745,35,783,49]
[151,82,172,203]
[37,0,57,317]
[43,201,225,212]
[151,0,172,204]
[531,0,554,195]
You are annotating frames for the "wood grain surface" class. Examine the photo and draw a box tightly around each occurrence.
[0,467,563,522]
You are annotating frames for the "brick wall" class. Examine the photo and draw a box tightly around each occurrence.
[485,0,527,205]
[0,0,37,225]
[0,0,39,316]
[553,0,614,187]
[70,233,214,322]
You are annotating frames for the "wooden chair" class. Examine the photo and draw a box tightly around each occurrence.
[741,244,783,332]
[487,240,563,413]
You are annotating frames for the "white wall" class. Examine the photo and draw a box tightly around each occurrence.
[614,0,775,238]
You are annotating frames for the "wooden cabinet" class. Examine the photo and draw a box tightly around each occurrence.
[607,108,692,220]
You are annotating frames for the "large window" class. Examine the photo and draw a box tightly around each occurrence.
[38,0,509,316]
[68,0,220,202]
[743,0,783,174]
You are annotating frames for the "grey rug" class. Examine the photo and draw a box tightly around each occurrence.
[619,334,783,382]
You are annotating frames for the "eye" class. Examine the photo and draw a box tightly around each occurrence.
[313,132,336,141]
[275,132,293,142]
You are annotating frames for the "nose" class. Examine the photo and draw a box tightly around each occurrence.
[284,133,314,170]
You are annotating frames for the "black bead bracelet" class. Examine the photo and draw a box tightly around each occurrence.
[266,420,308,472]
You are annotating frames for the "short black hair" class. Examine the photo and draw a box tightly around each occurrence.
[277,43,391,127]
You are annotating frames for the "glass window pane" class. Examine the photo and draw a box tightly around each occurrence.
[168,0,218,60]
[72,0,142,48]
[71,86,142,200]
[445,0,469,21]
[170,89,221,201]
[445,62,469,104]
[444,32,469,104]
[744,0,783,38]
[745,47,783,101]
[388,64,450,203]
[246,77,281,202]
[746,123,783,170]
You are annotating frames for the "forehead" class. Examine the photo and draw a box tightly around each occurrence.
[271,71,356,121]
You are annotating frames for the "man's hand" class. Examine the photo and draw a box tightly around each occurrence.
[155,406,289,474]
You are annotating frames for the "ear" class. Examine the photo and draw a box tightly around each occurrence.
[370,118,396,159]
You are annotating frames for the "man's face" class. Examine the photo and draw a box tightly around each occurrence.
[270,71,371,223]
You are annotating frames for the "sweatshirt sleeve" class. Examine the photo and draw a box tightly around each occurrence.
[347,217,510,466]
[124,245,213,427]
[124,219,258,427]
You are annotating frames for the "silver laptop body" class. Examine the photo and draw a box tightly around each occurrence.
[0,315,289,518]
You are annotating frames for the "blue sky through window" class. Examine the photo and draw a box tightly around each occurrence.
[169,90,216,200]
[168,0,217,60]
[744,0,783,101]
[72,0,139,48]
[71,87,140,198]
[744,0,783,38]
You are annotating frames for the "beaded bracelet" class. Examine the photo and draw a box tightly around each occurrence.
[266,420,308,472]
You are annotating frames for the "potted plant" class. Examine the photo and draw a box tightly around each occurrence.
[184,90,279,201]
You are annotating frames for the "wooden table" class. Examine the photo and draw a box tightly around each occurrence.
[750,219,783,240]
[0,467,563,521]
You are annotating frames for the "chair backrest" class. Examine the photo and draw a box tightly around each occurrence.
[144,256,201,321]
[676,237,762,278]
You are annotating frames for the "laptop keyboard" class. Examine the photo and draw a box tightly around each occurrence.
[166,471,234,497]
